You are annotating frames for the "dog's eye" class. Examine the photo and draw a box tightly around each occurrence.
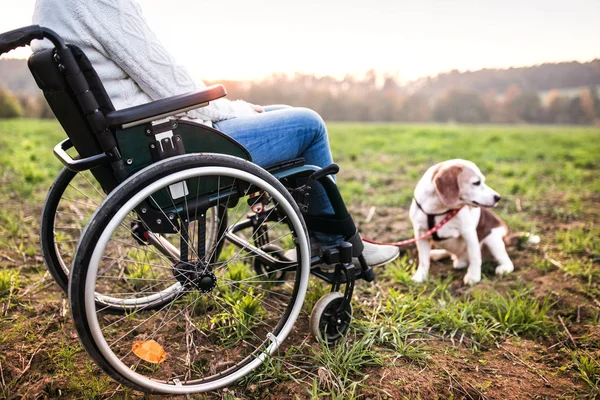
[473,181,481,186]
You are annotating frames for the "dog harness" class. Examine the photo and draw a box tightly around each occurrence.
[413,198,455,241]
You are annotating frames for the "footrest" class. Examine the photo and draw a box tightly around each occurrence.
[310,263,374,283]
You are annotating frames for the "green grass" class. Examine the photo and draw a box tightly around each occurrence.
[1,119,598,211]
[308,332,388,398]
[329,124,600,214]
[0,268,20,299]
[556,226,600,258]
[0,119,66,200]
[68,362,113,398]
[0,119,599,398]
[365,279,554,352]
[572,351,600,397]
[50,344,82,373]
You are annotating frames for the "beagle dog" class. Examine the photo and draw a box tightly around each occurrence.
[410,159,514,285]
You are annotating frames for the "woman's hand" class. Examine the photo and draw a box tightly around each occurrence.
[248,103,264,113]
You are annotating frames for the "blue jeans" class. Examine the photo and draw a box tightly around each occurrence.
[214,105,342,244]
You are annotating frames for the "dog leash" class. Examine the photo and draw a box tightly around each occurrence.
[362,206,464,247]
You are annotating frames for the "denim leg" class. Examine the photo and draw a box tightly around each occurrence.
[214,107,343,245]
[214,107,334,214]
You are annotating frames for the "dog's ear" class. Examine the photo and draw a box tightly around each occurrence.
[433,165,463,206]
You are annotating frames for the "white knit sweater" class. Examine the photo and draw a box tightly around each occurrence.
[32,0,256,124]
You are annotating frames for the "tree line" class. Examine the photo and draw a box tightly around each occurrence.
[0,88,53,119]
[408,59,600,96]
[2,82,598,124]
[217,74,600,124]
[1,58,599,124]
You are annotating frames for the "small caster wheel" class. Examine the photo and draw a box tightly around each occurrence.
[253,244,287,282]
[310,292,352,344]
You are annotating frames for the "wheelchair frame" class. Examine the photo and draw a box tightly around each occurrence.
[0,25,377,393]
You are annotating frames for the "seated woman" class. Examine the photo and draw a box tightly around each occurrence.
[32,0,399,267]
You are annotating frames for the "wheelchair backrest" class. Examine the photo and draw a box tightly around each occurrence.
[28,45,118,191]
[26,40,253,199]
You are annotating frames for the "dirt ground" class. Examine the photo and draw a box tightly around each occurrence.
[0,121,598,399]
[0,200,598,400]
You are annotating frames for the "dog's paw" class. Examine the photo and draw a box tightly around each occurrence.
[495,263,514,275]
[412,269,428,283]
[453,259,469,270]
[463,272,481,286]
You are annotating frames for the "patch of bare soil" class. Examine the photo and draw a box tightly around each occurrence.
[354,337,586,400]
[351,205,413,244]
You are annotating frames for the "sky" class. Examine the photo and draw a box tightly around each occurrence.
[0,0,598,83]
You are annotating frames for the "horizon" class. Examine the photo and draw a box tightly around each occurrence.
[1,54,598,85]
[1,0,599,83]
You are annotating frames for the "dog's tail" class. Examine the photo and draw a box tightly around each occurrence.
[503,232,541,247]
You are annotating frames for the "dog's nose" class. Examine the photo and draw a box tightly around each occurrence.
[494,195,501,203]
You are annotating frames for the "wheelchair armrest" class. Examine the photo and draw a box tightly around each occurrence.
[106,84,227,129]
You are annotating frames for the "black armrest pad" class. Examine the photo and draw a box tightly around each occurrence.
[106,84,227,128]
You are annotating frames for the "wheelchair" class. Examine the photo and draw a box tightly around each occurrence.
[0,26,376,394]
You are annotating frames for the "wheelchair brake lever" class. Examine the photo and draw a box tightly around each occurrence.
[307,163,339,186]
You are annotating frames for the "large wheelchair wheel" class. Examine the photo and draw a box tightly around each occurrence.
[40,167,226,297]
[69,154,310,394]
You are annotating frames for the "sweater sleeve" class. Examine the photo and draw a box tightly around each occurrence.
[78,0,256,122]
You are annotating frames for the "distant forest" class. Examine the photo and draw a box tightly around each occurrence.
[408,59,600,96]
[1,58,599,124]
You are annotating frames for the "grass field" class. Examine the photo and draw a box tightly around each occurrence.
[0,119,598,399]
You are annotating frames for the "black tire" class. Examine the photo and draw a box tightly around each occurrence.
[69,154,311,394]
[310,292,352,344]
[40,168,99,293]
